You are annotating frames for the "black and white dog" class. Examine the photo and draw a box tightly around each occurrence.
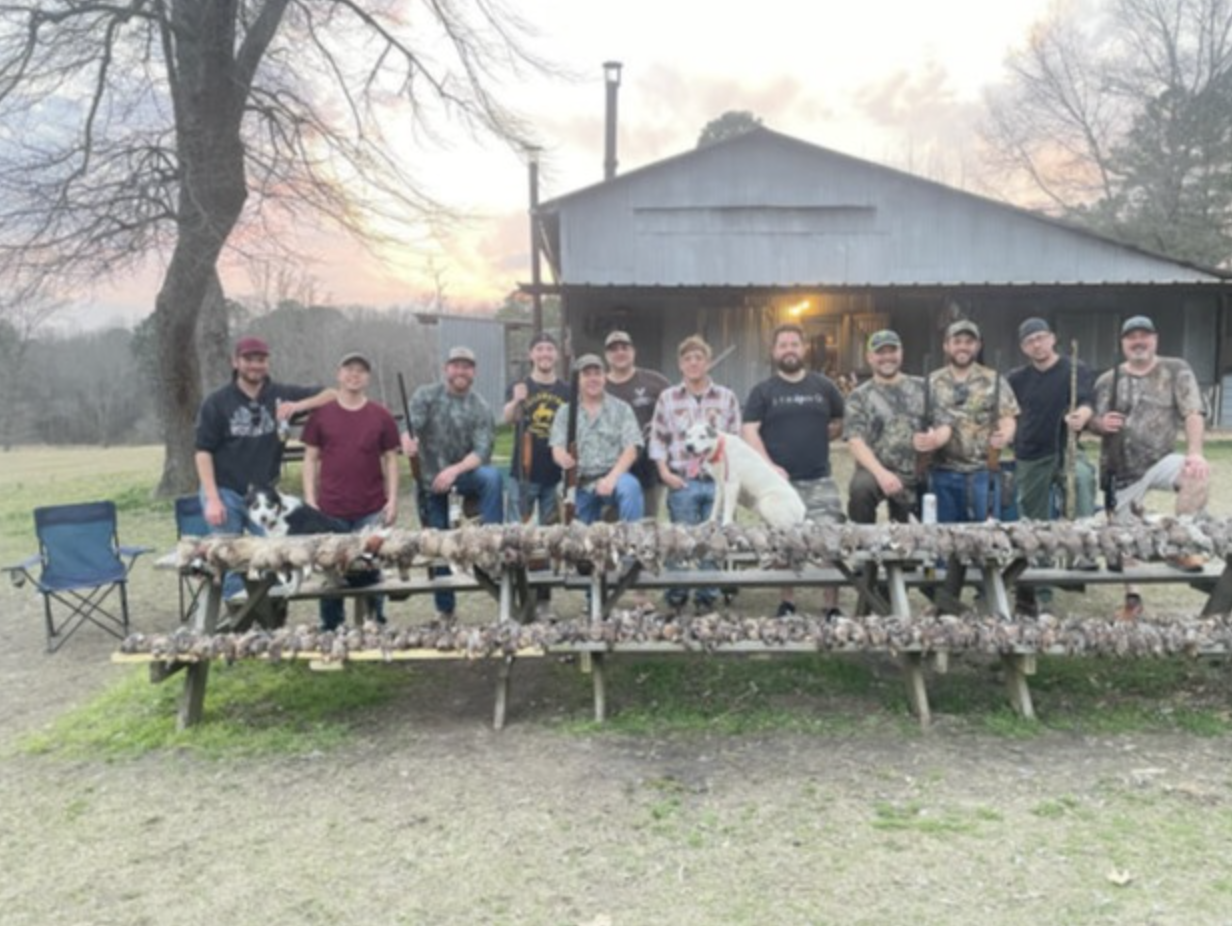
[244,485,349,537]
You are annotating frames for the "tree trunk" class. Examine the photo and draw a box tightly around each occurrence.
[197,269,231,392]
[153,0,255,497]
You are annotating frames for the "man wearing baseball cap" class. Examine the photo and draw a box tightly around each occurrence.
[1093,315,1210,614]
[845,329,941,525]
[301,351,401,630]
[402,344,502,620]
[1007,317,1097,525]
[603,330,671,518]
[194,335,337,599]
[924,319,1020,523]
[502,331,569,525]
[550,353,644,524]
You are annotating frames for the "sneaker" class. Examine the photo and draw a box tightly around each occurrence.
[775,600,797,618]
[1117,593,1143,622]
[824,607,844,622]
[1071,556,1100,571]
[693,599,717,616]
[1166,553,1207,573]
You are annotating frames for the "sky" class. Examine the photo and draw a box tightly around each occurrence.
[70,0,1058,329]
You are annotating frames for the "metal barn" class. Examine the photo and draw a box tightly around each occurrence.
[529,128,1231,413]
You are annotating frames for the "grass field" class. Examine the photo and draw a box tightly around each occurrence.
[5,443,1232,925]
[5,438,1232,750]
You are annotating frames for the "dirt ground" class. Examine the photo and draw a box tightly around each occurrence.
[5,568,1232,926]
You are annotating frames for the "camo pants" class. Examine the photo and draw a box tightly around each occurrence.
[791,477,845,523]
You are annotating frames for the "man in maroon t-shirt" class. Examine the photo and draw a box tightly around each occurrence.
[302,351,400,630]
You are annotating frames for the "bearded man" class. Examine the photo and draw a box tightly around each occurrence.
[742,322,846,616]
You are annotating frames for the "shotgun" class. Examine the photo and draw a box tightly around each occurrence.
[397,372,427,526]
[914,353,933,493]
[562,368,580,524]
[986,350,1003,521]
[1102,360,1122,516]
[517,394,535,524]
[1064,340,1079,520]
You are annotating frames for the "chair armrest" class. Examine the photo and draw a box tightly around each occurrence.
[119,545,153,576]
[2,554,41,588]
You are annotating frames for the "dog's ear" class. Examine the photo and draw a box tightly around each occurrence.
[244,483,256,503]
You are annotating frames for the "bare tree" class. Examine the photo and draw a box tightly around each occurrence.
[982,0,1232,267]
[0,284,65,449]
[0,1,547,493]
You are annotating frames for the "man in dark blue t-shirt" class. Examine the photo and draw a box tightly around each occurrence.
[743,323,846,617]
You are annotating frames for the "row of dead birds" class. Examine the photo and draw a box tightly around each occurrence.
[176,515,1228,589]
[121,609,1232,661]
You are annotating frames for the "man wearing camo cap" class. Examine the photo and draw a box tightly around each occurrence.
[1093,315,1210,616]
[923,319,1019,524]
[844,329,942,524]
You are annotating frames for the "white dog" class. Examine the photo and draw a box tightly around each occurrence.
[682,422,806,528]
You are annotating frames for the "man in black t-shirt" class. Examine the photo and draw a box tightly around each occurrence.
[194,335,335,599]
[1008,317,1097,524]
[502,331,570,526]
[603,329,671,519]
[743,323,846,617]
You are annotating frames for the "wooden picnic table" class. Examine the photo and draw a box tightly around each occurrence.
[128,534,1232,732]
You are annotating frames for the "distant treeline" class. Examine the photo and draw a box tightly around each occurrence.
[0,303,444,450]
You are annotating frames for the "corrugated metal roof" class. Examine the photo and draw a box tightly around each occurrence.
[536,128,1229,288]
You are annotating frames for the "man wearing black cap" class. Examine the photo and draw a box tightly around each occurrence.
[301,352,400,630]
[1007,317,1097,524]
[502,331,569,524]
[604,330,671,518]
[194,335,336,599]
[925,319,1019,523]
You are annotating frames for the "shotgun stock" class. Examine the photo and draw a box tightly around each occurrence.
[914,353,933,489]
[1102,361,1122,516]
[562,368,580,524]
[397,372,427,526]
[986,350,1003,520]
[1064,340,1079,520]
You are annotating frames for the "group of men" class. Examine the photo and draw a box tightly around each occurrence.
[194,310,1209,627]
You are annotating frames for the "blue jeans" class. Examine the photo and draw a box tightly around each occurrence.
[423,466,503,614]
[577,473,644,524]
[666,478,717,609]
[932,469,996,524]
[200,485,265,601]
[319,510,386,632]
[506,478,559,525]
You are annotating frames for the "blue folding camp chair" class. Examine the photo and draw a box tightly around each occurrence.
[174,495,210,624]
[3,501,149,653]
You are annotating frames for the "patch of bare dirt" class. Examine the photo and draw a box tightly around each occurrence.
[5,581,1232,925]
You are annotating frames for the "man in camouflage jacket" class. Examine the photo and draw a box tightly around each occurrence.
[921,320,1019,524]
[844,329,945,523]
